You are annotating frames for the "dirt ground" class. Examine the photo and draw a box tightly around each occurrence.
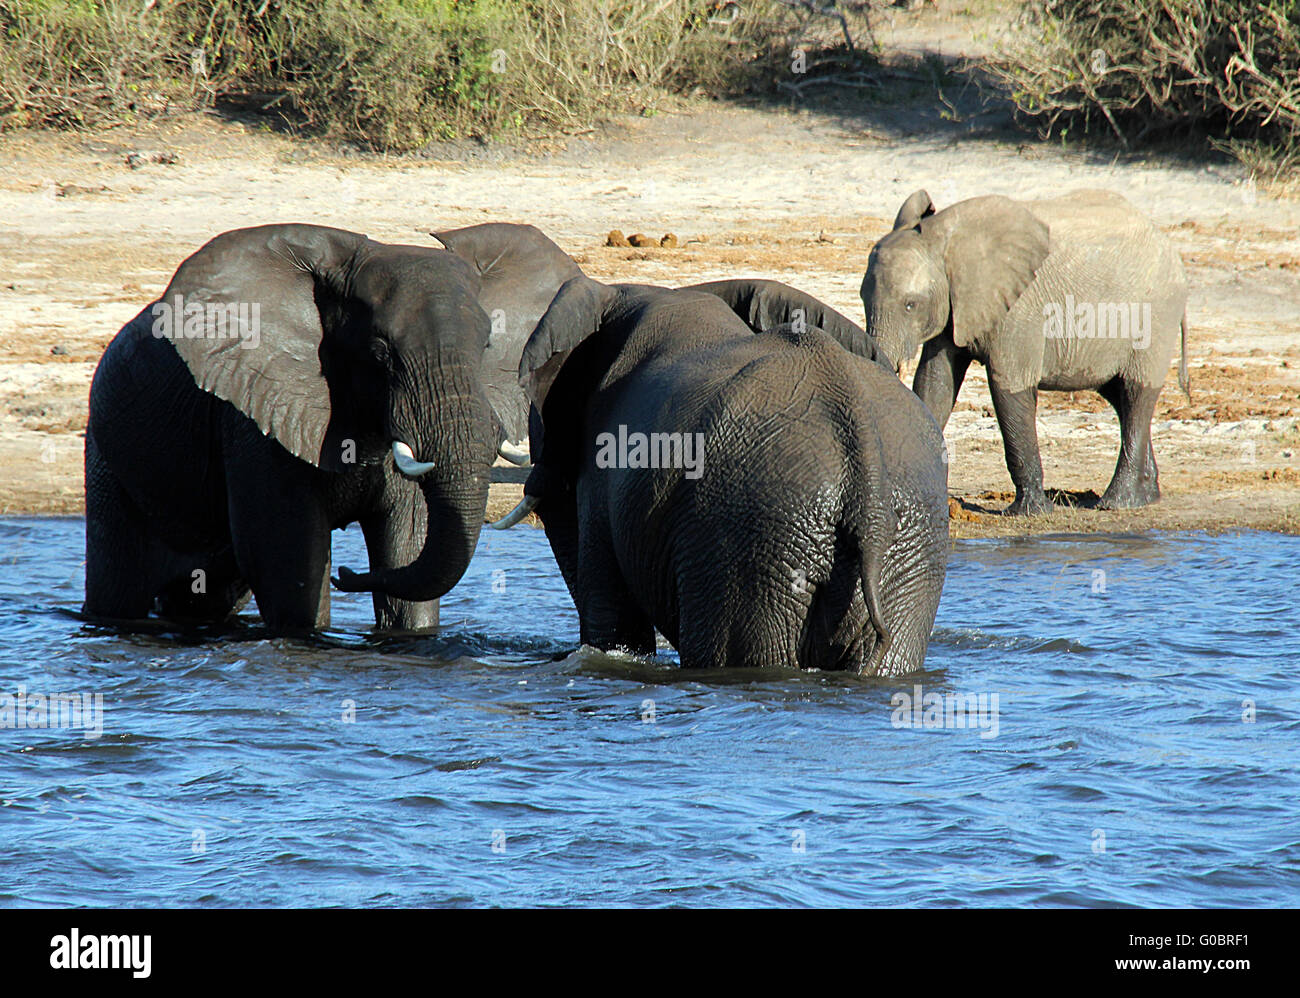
[1,4,1297,538]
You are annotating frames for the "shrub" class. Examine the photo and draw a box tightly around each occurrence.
[0,0,859,149]
[0,0,198,128]
[991,0,1300,173]
[265,0,518,148]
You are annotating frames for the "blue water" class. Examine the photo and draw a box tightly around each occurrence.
[0,517,1297,907]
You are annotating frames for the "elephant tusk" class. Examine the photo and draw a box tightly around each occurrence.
[392,440,436,477]
[488,494,539,530]
[497,440,531,466]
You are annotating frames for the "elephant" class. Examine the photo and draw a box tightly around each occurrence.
[683,278,887,365]
[84,221,581,632]
[860,188,1189,515]
[481,276,950,674]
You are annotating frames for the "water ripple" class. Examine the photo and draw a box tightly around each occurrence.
[0,520,1297,906]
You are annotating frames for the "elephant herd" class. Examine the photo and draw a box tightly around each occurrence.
[83,189,1189,674]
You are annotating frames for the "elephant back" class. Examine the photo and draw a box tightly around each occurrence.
[686,278,889,368]
[1006,191,1189,391]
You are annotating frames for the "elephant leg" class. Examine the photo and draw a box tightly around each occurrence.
[224,426,332,633]
[83,431,163,620]
[537,489,581,608]
[575,516,655,655]
[722,601,799,670]
[911,335,971,431]
[798,535,871,672]
[156,546,250,622]
[1098,378,1161,509]
[988,378,1051,515]
[676,615,735,670]
[678,536,800,670]
[230,493,331,633]
[359,478,439,630]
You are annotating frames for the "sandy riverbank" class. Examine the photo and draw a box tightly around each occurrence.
[1,6,1296,537]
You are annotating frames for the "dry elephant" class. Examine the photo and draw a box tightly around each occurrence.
[860,188,1189,514]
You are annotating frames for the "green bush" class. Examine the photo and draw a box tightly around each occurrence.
[266,0,517,148]
[991,0,1300,173]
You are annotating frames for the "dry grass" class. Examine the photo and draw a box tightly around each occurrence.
[989,0,1300,177]
[0,0,877,150]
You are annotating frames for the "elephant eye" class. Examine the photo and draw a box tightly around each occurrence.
[369,337,391,364]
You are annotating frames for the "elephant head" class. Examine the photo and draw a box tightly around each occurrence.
[158,222,579,602]
[431,222,585,447]
[859,190,1050,371]
[490,276,731,530]
[488,275,627,528]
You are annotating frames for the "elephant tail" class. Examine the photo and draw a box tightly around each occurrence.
[857,534,894,676]
[845,403,896,675]
[1178,311,1190,400]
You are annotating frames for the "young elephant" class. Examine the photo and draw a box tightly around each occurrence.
[490,277,949,674]
[860,189,1189,514]
[86,222,581,632]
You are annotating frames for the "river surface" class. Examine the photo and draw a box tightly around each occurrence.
[0,517,1296,907]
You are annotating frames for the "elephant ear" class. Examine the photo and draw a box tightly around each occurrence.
[433,222,584,442]
[514,275,620,488]
[893,189,936,230]
[161,223,369,469]
[941,196,1050,349]
[686,278,887,367]
[517,275,619,413]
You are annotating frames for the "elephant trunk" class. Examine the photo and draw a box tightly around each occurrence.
[335,367,495,602]
[861,281,900,373]
[347,469,489,602]
[865,323,904,375]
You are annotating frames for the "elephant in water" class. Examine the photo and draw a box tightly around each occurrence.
[85,222,581,632]
[483,276,949,674]
[683,278,887,365]
[860,188,1189,514]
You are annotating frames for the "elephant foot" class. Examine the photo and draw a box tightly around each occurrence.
[1098,478,1160,510]
[372,596,440,631]
[1004,490,1052,517]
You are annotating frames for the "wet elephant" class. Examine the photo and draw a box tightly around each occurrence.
[85,222,581,631]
